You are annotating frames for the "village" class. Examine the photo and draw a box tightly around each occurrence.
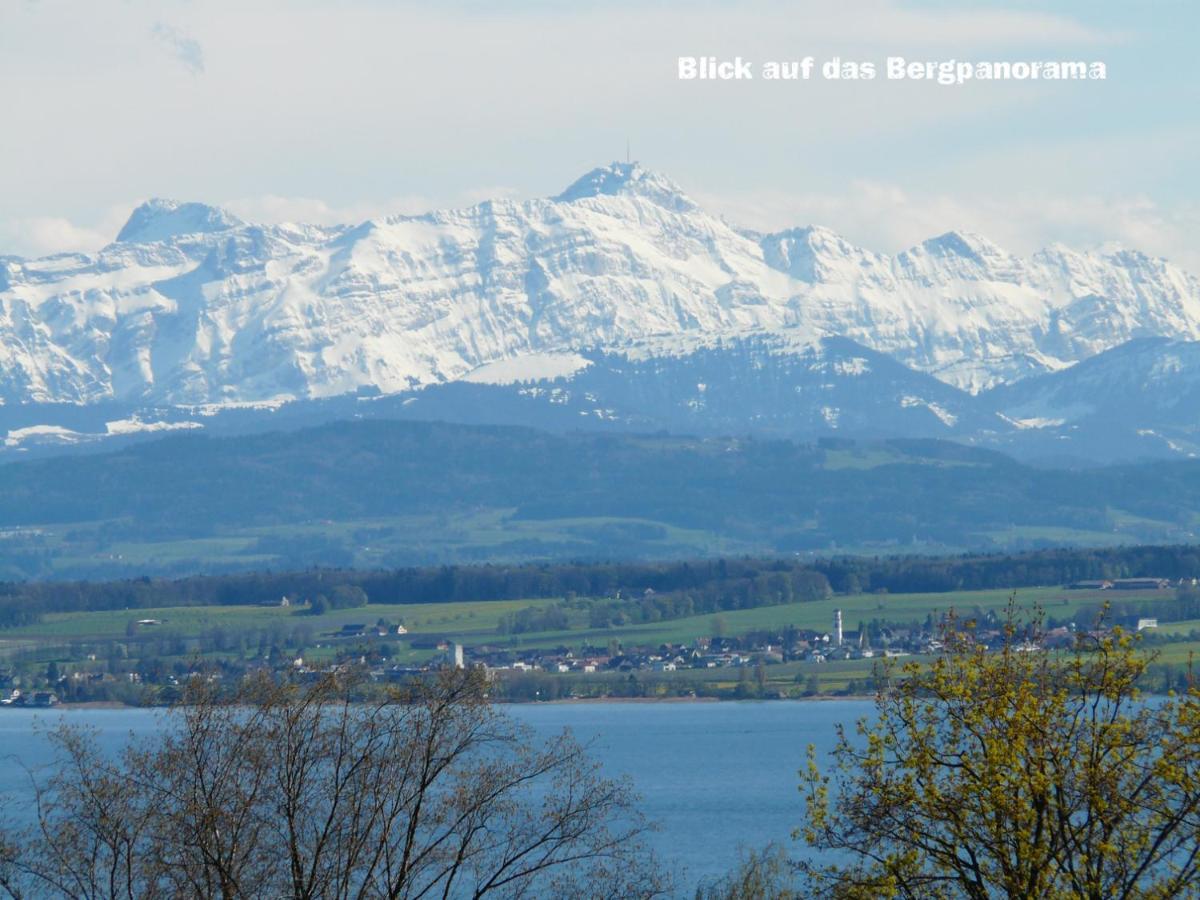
[0,604,1153,708]
[0,571,1191,707]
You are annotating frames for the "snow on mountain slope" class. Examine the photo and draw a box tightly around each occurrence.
[423,332,1007,440]
[975,338,1200,460]
[461,352,593,385]
[3,161,1200,407]
[989,337,1200,423]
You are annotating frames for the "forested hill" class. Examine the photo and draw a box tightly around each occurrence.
[2,546,1200,626]
[2,419,1200,578]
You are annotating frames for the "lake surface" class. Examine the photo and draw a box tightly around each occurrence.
[0,700,870,891]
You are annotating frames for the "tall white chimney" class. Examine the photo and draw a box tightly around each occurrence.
[834,609,844,647]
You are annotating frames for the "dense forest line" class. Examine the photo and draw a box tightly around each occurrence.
[3,544,1200,628]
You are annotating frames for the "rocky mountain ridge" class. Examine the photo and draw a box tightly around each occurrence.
[4,161,1199,408]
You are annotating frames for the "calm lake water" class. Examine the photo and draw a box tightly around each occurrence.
[0,700,870,890]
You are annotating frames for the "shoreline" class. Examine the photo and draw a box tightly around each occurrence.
[18,694,880,712]
[507,694,877,705]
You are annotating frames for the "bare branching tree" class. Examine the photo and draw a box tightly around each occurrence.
[0,669,666,899]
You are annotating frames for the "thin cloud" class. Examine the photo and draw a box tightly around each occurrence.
[698,183,1200,273]
[150,23,205,75]
[224,186,520,226]
[0,206,131,258]
[223,195,435,226]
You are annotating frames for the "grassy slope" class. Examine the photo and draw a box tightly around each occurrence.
[3,599,557,643]
[2,586,1110,656]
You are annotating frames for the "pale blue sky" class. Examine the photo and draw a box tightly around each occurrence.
[2,0,1197,268]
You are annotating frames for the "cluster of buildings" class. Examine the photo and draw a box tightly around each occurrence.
[334,622,408,638]
[415,609,929,676]
[1066,577,1183,591]
[324,602,1109,680]
[0,688,59,707]
[388,598,1169,678]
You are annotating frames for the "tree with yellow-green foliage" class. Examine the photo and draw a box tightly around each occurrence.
[800,605,1200,899]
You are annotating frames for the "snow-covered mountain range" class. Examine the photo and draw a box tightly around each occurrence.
[3,162,1200,461]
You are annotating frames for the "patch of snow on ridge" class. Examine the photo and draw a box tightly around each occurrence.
[925,402,958,427]
[4,425,85,447]
[185,399,291,417]
[832,357,870,377]
[462,352,593,386]
[104,418,203,436]
[1002,416,1068,430]
[1137,429,1195,456]
[4,419,204,449]
[899,396,958,427]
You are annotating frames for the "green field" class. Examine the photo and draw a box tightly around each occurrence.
[2,598,559,644]
[1146,642,1200,665]
[489,586,1104,651]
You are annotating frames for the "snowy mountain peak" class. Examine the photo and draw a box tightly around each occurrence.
[115,198,243,244]
[760,225,883,283]
[895,229,1027,289]
[919,230,1007,263]
[553,161,696,211]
